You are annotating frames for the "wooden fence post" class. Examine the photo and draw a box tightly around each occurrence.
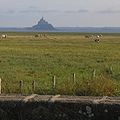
[52,75,56,95]
[52,76,56,89]
[32,80,35,94]
[73,73,76,83]
[20,80,23,94]
[92,69,96,79]
[0,78,1,94]
[110,66,113,74]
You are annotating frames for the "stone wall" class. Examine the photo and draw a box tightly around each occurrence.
[0,95,120,120]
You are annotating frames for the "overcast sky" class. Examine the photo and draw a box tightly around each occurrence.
[0,0,120,27]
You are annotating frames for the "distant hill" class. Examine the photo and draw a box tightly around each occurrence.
[32,17,55,30]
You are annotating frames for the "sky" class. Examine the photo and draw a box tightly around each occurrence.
[0,0,120,27]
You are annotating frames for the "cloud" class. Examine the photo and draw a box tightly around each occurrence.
[64,9,89,14]
[78,9,89,13]
[98,9,120,14]
[20,9,60,13]
[0,9,15,14]
[19,7,89,14]
[6,10,15,14]
[28,6,38,9]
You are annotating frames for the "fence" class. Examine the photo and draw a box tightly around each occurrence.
[0,68,116,96]
[0,73,78,95]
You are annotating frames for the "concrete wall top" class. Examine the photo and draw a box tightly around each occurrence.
[0,94,120,104]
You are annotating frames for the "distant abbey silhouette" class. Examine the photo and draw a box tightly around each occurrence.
[32,17,55,30]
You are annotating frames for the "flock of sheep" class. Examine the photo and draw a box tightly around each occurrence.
[34,33,48,38]
[84,34,103,43]
[0,33,103,43]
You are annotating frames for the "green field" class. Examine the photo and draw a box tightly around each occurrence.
[0,32,120,96]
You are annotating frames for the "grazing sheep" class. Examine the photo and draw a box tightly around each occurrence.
[1,34,7,39]
[35,34,39,37]
[94,35,100,43]
[85,35,91,38]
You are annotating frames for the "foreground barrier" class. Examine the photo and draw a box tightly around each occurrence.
[0,95,120,120]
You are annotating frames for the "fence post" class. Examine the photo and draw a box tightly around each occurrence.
[52,76,56,89]
[32,80,35,94]
[73,73,76,83]
[20,80,23,94]
[110,66,113,74]
[0,78,1,94]
[52,76,56,95]
[92,69,96,79]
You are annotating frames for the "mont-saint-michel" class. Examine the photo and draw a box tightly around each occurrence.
[32,17,55,30]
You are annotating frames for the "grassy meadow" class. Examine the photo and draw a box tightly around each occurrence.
[0,32,120,96]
